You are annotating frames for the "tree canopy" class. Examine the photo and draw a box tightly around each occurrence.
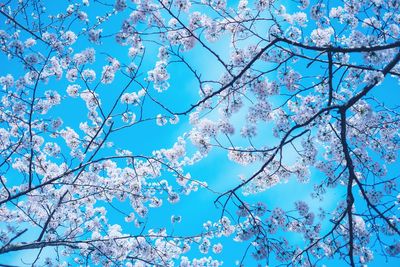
[0,0,400,266]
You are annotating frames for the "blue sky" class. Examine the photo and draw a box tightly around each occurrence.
[1,0,400,266]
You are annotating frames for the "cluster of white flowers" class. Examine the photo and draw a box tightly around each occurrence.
[228,148,257,166]
[73,48,96,65]
[24,37,36,48]
[80,89,101,111]
[88,29,102,43]
[61,31,78,45]
[82,68,96,82]
[101,58,120,84]
[179,256,222,267]
[147,61,170,92]
[60,127,81,149]
[160,137,186,163]
[0,74,14,90]
[242,170,280,195]
[279,67,302,91]
[66,84,81,97]
[310,27,334,47]
[174,0,191,12]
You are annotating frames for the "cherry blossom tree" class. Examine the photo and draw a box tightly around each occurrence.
[0,0,400,266]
